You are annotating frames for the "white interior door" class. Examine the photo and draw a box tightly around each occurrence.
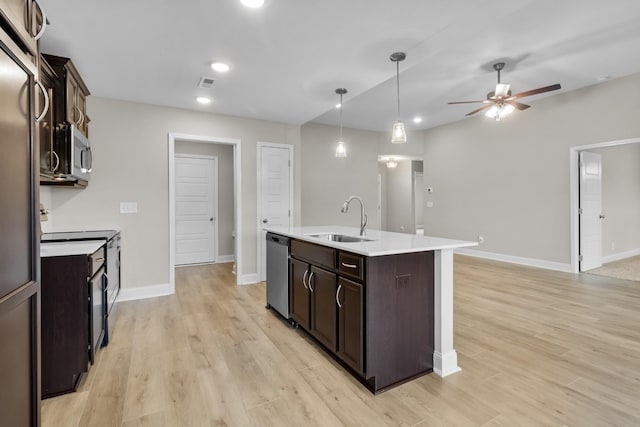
[175,155,217,265]
[579,151,603,271]
[258,144,292,281]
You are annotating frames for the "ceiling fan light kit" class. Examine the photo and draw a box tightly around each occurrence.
[448,62,561,121]
[390,52,407,144]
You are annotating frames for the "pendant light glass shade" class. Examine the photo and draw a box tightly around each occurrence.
[386,157,398,168]
[335,88,348,158]
[390,52,407,144]
[391,121,406,144]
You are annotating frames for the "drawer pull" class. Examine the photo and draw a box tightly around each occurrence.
[341,262,357,269]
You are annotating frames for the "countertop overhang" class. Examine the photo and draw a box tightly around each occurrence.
[264,226,477,256]
[40,240,105,257]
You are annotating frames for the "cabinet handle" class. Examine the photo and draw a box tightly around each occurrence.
[35,80,49,123]
[336,284,343,308]
[33,2,47,40]
[341,262,357,269]
[75,105,85,127]
[302,269,308,290]
[51,151,60,172]
[94,257,105,263]
[308,271,315,292]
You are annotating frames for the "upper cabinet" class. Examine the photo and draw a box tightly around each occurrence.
[43,54,91,138]
[0,0,45,57]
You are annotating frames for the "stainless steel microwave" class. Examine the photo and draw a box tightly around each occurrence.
[54,123,92,182]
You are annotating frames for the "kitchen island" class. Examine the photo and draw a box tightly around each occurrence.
[265,226,476,393]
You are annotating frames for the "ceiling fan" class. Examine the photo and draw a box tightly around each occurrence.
[448,62,561,121]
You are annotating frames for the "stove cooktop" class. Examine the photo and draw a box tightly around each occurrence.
[41,230,120,242]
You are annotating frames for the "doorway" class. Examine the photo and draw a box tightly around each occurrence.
[174,154,218,266]
[570,137,640,275]
[257,142,293,282]
[169,133,242,290]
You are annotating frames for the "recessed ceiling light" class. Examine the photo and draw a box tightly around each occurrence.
[196,97,212,104]
[211,62,230,72]
[240,0,264,8]
[335,103,342,109]
[597,75,612,82]
[413,117,423,123]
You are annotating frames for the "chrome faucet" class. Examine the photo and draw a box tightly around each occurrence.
[341,196,368,236]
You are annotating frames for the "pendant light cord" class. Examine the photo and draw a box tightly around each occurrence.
[339,93,344,140]
[396,60,401,119]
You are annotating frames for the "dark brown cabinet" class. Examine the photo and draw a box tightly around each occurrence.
[41,246,105,398]
[285,236,435,393]
[308,266,337,351]
[38,55,62,178]
[337,277,363,373]
[0,8,41,425]
[289,257,310,327]
[43,54,90,137]
[0,0,45,56]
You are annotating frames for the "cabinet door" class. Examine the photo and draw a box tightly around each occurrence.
[337,277,364,374]
[309,266,337,351]
[289,258,310,329]
[0,0,38,55]
[65,74,77,124]
[37,70,57,176]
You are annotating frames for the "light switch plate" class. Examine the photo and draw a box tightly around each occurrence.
[120,202,138,214]
[426,201,434,208]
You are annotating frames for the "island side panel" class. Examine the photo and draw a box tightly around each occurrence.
[365,251,434,392]
[433,248,461,376]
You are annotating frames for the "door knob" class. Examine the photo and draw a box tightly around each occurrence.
[262,219,268,224]
[599,214,605,219]
[210,217,215,222]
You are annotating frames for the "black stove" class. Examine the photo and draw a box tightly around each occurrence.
[41,230,119,242]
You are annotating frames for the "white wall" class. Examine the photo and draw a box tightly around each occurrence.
[421,72,640,265]
[590,143,640,258]
[174,141,235,258]
[385,160,415,234]
[46,97,301,290]
[300,122,382,230]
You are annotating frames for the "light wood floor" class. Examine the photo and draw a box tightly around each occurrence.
[42,256,640,426]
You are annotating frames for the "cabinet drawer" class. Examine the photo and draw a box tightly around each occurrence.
[338,252,364,281]
[291,239,335,270]
[89,246,105,276]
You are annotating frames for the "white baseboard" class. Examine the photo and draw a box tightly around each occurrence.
[602,248,640,264]
[237,273,260,286]
[118,283,173,302]
[217,254,235,263]
[455,248,573,273]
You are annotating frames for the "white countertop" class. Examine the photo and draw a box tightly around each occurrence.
[41,240,105,258]
[265,226,477,256]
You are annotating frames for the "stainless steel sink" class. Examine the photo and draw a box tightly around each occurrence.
[309,233,373,243]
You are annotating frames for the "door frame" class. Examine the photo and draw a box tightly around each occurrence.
[174,153,219,266]
[169,133,242,290]
[256,142,294,282]
[569,137,640,273]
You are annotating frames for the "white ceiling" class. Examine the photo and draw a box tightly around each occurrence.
[38,0,640,132]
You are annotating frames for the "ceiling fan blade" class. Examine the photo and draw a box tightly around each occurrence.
[511,83,561,99]
[495,83,511,97]
[506,100,530,110]
[465,104,492,116]
[448,100,487,104]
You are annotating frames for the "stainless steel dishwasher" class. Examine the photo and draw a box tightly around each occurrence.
[266,232,290,320]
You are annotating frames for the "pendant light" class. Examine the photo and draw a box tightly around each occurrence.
[390,52,407,144]
[386,157,398,168]
[335,88,347,158]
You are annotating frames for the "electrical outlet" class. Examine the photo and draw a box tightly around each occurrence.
[120,202,138,214]
[478,235,484,244]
